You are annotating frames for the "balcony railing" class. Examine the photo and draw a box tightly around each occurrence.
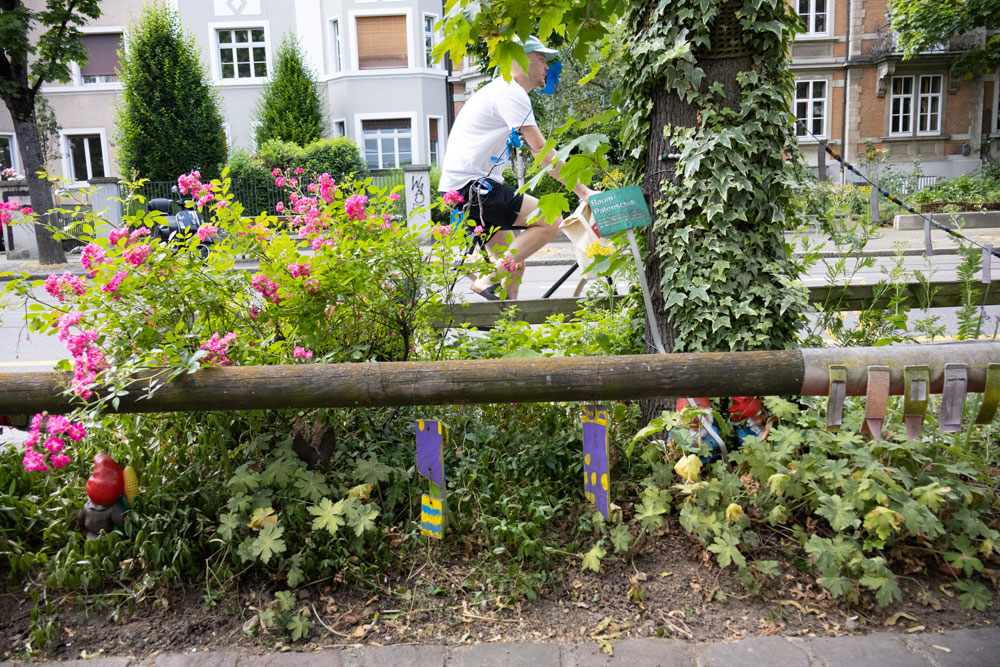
[869,24,950,57]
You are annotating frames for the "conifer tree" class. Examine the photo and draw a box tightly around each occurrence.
[254,35,326,147]
[116,4,227,181]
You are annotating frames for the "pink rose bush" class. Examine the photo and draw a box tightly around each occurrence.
[22,412,85,471]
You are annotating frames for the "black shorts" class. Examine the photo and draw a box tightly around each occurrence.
[453,178,524,235]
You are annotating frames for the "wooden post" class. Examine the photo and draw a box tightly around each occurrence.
[817,140,827,182]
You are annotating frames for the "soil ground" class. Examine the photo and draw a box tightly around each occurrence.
[2,515,997,662]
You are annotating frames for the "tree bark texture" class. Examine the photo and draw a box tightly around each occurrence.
[4,84,65,265]
[637,0,753,423]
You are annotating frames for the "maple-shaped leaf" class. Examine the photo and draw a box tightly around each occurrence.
[955,579,992,611]
[285,614,313,641]
[581,543,605,572]
[248,506,278,531]
[610,524,633,554]
[353,457,393,486]
[227,464,260,494]
[816,493,861,531]
[818,574,853,598]
[250,524,287,564]
[217,512,241,542]
[308,497,346,535]
[635,496,667,532]
[261,457,298,488]
[863,506,903,541]
[294,470,331,503]
[274,590,295,612]
[347,504,380,537]
[707,534,746,569]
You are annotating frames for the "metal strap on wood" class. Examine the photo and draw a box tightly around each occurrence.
[974,363,1000,425]
[903,365,929,441]
[827,365,847,431]
[861,366,890,441]
[939,364,969,432]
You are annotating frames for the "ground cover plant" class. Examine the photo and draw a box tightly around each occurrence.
[2,165,1000,657]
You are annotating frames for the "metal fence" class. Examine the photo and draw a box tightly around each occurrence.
[128,171,406,217]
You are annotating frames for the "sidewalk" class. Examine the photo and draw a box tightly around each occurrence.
[4,225,1000,282]
[9,629,997,667]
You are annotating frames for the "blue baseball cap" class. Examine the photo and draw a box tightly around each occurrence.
[516,35,559,62]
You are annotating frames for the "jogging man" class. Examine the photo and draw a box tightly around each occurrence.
[439,35,597,300]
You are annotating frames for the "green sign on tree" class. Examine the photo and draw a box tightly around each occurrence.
[588,186,652,236]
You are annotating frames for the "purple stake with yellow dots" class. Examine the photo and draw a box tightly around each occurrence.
[416,420,447,538]
[582,405,610,519]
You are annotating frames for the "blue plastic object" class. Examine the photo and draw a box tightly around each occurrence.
[539,61,562,95]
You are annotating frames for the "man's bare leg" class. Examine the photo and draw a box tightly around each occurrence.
[471,194,563,298]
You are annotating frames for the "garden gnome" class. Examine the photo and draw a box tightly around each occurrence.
[729,396,768,446]
[77,453,126,539]
[674,398,726,461]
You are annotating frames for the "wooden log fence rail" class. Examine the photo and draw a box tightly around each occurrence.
[2,341,998,418]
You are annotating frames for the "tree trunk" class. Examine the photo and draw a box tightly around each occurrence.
[6,95,65,265]
[638,18,753,423]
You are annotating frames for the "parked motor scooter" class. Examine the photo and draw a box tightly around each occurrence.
[146,186,212,258]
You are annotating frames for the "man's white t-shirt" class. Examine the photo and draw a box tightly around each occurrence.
[438,77,536,193]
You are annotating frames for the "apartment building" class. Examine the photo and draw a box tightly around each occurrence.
[791,0,996,180]
[0,0,450,186]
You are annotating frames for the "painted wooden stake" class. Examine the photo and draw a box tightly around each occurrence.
[416,419,447,539]
[582,405,610,519]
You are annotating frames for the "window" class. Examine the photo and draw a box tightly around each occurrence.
[80,33,122,84]
[334,120,347,138]
[330,19,342,73]
[797,0,827,35]
[362,119,411,169]
[217,28,267,79]
[428,117,439,164]
[794,80,827,140]
[424,15,436,67]
[65,134,105,182]
[917,75,942,135]
[0,134,16,173]
[356,16,408,69]
[890,75,943,136]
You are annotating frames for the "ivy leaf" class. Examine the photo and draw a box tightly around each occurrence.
[308,497,346,536]
[816,493,861,531]
[581,543,605,572]
[707,534,746,569]
[250,524,287,564]
[610,524,633,554]
[955,579,993,611]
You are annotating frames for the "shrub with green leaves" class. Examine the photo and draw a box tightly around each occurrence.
[253,35,326,147]
[299,138,368,181]
[256,139,305,174]
[116,4,227,180]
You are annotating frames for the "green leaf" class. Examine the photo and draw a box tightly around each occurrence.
[863,507,903,541]
[250,524,287,564]
[955,579,993,611]
[217,512,240,542]
[261,457,298,488]
[308,497,346,536]
[346,503,380,537]
[610,523,633,554]
[819,575,853,598]
[581,543,605,572]
[294,470,331,503]
[816,493,861,531]
[274,590,295,612]
[353,457,393,486]
[285,614,313,641]
[707,534,745,569]
[754,560,780,578]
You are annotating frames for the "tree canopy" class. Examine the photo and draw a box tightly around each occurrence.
[253,35,326,148]
[890,0,1000,77]
[116,4,227,181]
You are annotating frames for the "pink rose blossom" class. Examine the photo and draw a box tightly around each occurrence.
[44,272,87,302]
[102,271,128,294]
[21,206,33,215]
[275,201,285,213]
[197,224,218,242]
[125,244,151,267]
[345,194,368,221]
[45,414,70,435]
[442,190,464,207]
[294,167,304,175]
[272,168,281,177]
[293,347,314,360]
[80,243,106,274]
[199,331,238,367]
[109,228,128,245]
[389,193,401,202]
[287,263,310,278]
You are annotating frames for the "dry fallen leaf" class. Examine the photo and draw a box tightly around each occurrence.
[931,645,951,653]
[884,611,919,627]
[906,625,926,633]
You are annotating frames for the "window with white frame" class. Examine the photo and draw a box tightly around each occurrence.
[0,134,16,174]
[424,15,436,67]
[797,0,828,35]
[65,134,105,182]
[79,33,122,84]
[794,80,827,139]
[334,120,347,138]
[890,75,943,136]
[217,28,267,79]
[428,118,439,164]
[330,19,342,73]
[362,119,411,169]
[917,75,943,135]
[356,16,408,69]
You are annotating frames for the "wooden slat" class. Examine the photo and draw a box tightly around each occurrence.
[437,281,1000,328]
